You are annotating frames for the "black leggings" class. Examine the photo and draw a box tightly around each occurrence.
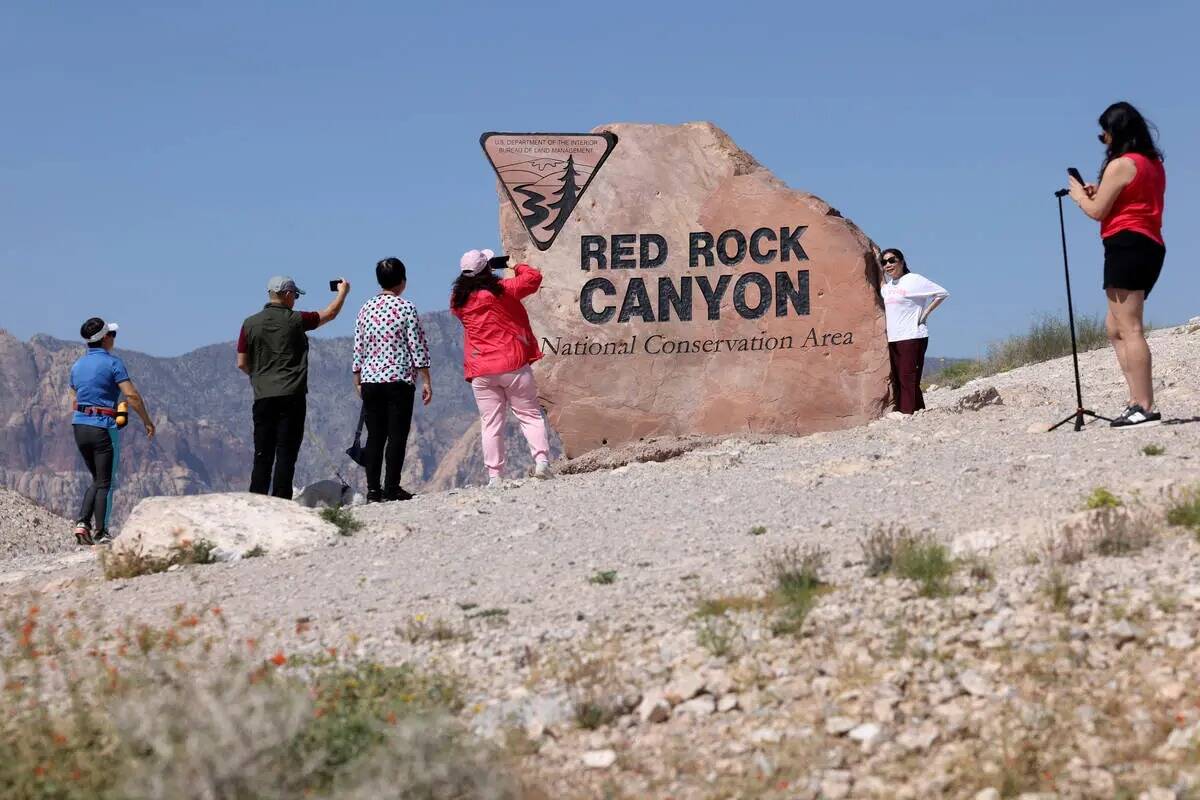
[361,382,415,496]
[74,424,119,533]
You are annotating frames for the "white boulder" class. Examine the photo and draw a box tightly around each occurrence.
[113,492,342,561]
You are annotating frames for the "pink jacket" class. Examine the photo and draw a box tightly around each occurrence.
[452,263,543,380]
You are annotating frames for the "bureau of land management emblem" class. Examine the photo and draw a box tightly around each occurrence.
[480,131,618,251]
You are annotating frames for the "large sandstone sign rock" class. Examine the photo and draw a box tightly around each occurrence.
[494,122,888,457]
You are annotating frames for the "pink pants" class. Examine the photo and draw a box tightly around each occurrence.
[471,366,550,477]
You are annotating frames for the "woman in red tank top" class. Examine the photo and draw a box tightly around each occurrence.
[1068,101,1166,428]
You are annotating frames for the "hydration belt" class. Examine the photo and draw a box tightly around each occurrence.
[76,405,117,417]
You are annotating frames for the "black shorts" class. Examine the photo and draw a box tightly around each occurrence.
[1103,230,1165,297]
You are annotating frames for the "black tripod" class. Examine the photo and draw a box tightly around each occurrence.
[1049,188,1110,432]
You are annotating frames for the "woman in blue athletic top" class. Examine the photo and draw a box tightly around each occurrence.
[68,318,155,545]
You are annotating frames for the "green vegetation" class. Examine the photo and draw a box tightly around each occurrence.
[320,506,363,536]
[695,616,737,658]
[1166,486,1200,534]
[763,545,826,636]
[244,544,267,558]
[859,525,956,597]
[0,604,520,800]
[1141,443,1165,456]
[893,538,956,598]
[588,570,618,585]
[1084,487,1122,510]
[748,525,767,536]
[936,313,1110,388]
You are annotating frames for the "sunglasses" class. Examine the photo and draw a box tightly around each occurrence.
[1098,133,1107,143]
[881,257,901,266]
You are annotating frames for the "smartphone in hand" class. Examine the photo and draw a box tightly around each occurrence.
[329,279,342,292]
[486,254,510,271]
[1067,167,1085,186]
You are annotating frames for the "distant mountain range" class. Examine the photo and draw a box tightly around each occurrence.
[0,311,546,528]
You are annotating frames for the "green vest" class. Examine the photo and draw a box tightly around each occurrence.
[241,304,309,399]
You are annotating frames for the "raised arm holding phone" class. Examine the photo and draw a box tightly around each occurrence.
[1067,101,1166,428]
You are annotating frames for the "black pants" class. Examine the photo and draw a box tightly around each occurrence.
[361,382,415,496]
[250,394,307,499]
[74,424,119,533]
[889,337,929,414]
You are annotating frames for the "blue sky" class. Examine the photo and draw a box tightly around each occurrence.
[2,1,1196,358]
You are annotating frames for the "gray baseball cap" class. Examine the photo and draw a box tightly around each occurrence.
[266,275,305,296]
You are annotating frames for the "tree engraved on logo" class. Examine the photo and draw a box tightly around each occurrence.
[480,132,618,251]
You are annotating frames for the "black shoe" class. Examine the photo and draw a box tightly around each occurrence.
[383,487,414,502]
[365,490,383,504]
[92,531,114,546]
[1110,404,1161,428]
[73,523,93,546]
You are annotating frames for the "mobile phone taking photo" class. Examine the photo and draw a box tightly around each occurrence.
[486,255,510,271]
[1067,167,1085,186]
[329,279,341,292]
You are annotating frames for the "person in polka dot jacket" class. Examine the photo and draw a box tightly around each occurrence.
[352,257,432,502]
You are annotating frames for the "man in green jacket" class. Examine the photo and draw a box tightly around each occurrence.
[237,275,350,499]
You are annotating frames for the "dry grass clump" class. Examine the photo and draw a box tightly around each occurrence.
[762,545,826,636]
[99,538,219,580]
[396,615,470,644]
[860,525,956,597]
[320,506,363,536]
[1044,504,1158,565]
[937,313,1110,388]
[0,603,521,800]
[1166,485,1200,534]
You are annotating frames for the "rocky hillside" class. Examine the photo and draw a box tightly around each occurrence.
[5,322,1200,798]
[0,312,547,525]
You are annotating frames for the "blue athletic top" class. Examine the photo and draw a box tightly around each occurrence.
[70,349,130,429]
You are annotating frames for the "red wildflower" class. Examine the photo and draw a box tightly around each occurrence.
[270,651,287,667]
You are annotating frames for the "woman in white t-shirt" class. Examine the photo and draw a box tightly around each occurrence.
[879,248,949,414]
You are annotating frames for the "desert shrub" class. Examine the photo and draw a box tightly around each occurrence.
[694,594,766,618]
[1092,506,1156,556]
[859,523,909,577]
[1084,487,1122,510]
[588,570,617,585]
[695,615,737,659]
[396,615,468,644]
[320,506,363,536]
[1166,486,1200,534]
[934,313,1110,388]
[763,545,826,636]
[0,604,517,800]
[892,537,956,598]
[1142,443,1165,456]
[748,525,767,536]
[99,538,218,580]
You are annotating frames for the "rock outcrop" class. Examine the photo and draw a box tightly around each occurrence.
[496,122,889,456]
[112,493,340,560]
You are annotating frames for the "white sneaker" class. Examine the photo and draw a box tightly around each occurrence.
[487,476,503,488]
[534,461,553,480]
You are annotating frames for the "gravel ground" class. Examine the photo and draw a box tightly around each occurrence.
[5,323,1200,798]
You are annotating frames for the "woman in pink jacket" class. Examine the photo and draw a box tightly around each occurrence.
[451,249,551,486]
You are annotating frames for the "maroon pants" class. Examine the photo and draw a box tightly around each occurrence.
[889,337,929,414]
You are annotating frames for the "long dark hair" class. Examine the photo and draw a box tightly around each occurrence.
[880,247,909,276]
[1099,102,1163,176]
[451,268,504,309]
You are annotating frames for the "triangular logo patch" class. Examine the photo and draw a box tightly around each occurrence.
[480,131,618,251]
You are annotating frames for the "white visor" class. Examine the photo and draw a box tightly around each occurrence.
[87,322,119,343]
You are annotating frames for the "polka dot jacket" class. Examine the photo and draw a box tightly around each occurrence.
[352,293,432,384]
